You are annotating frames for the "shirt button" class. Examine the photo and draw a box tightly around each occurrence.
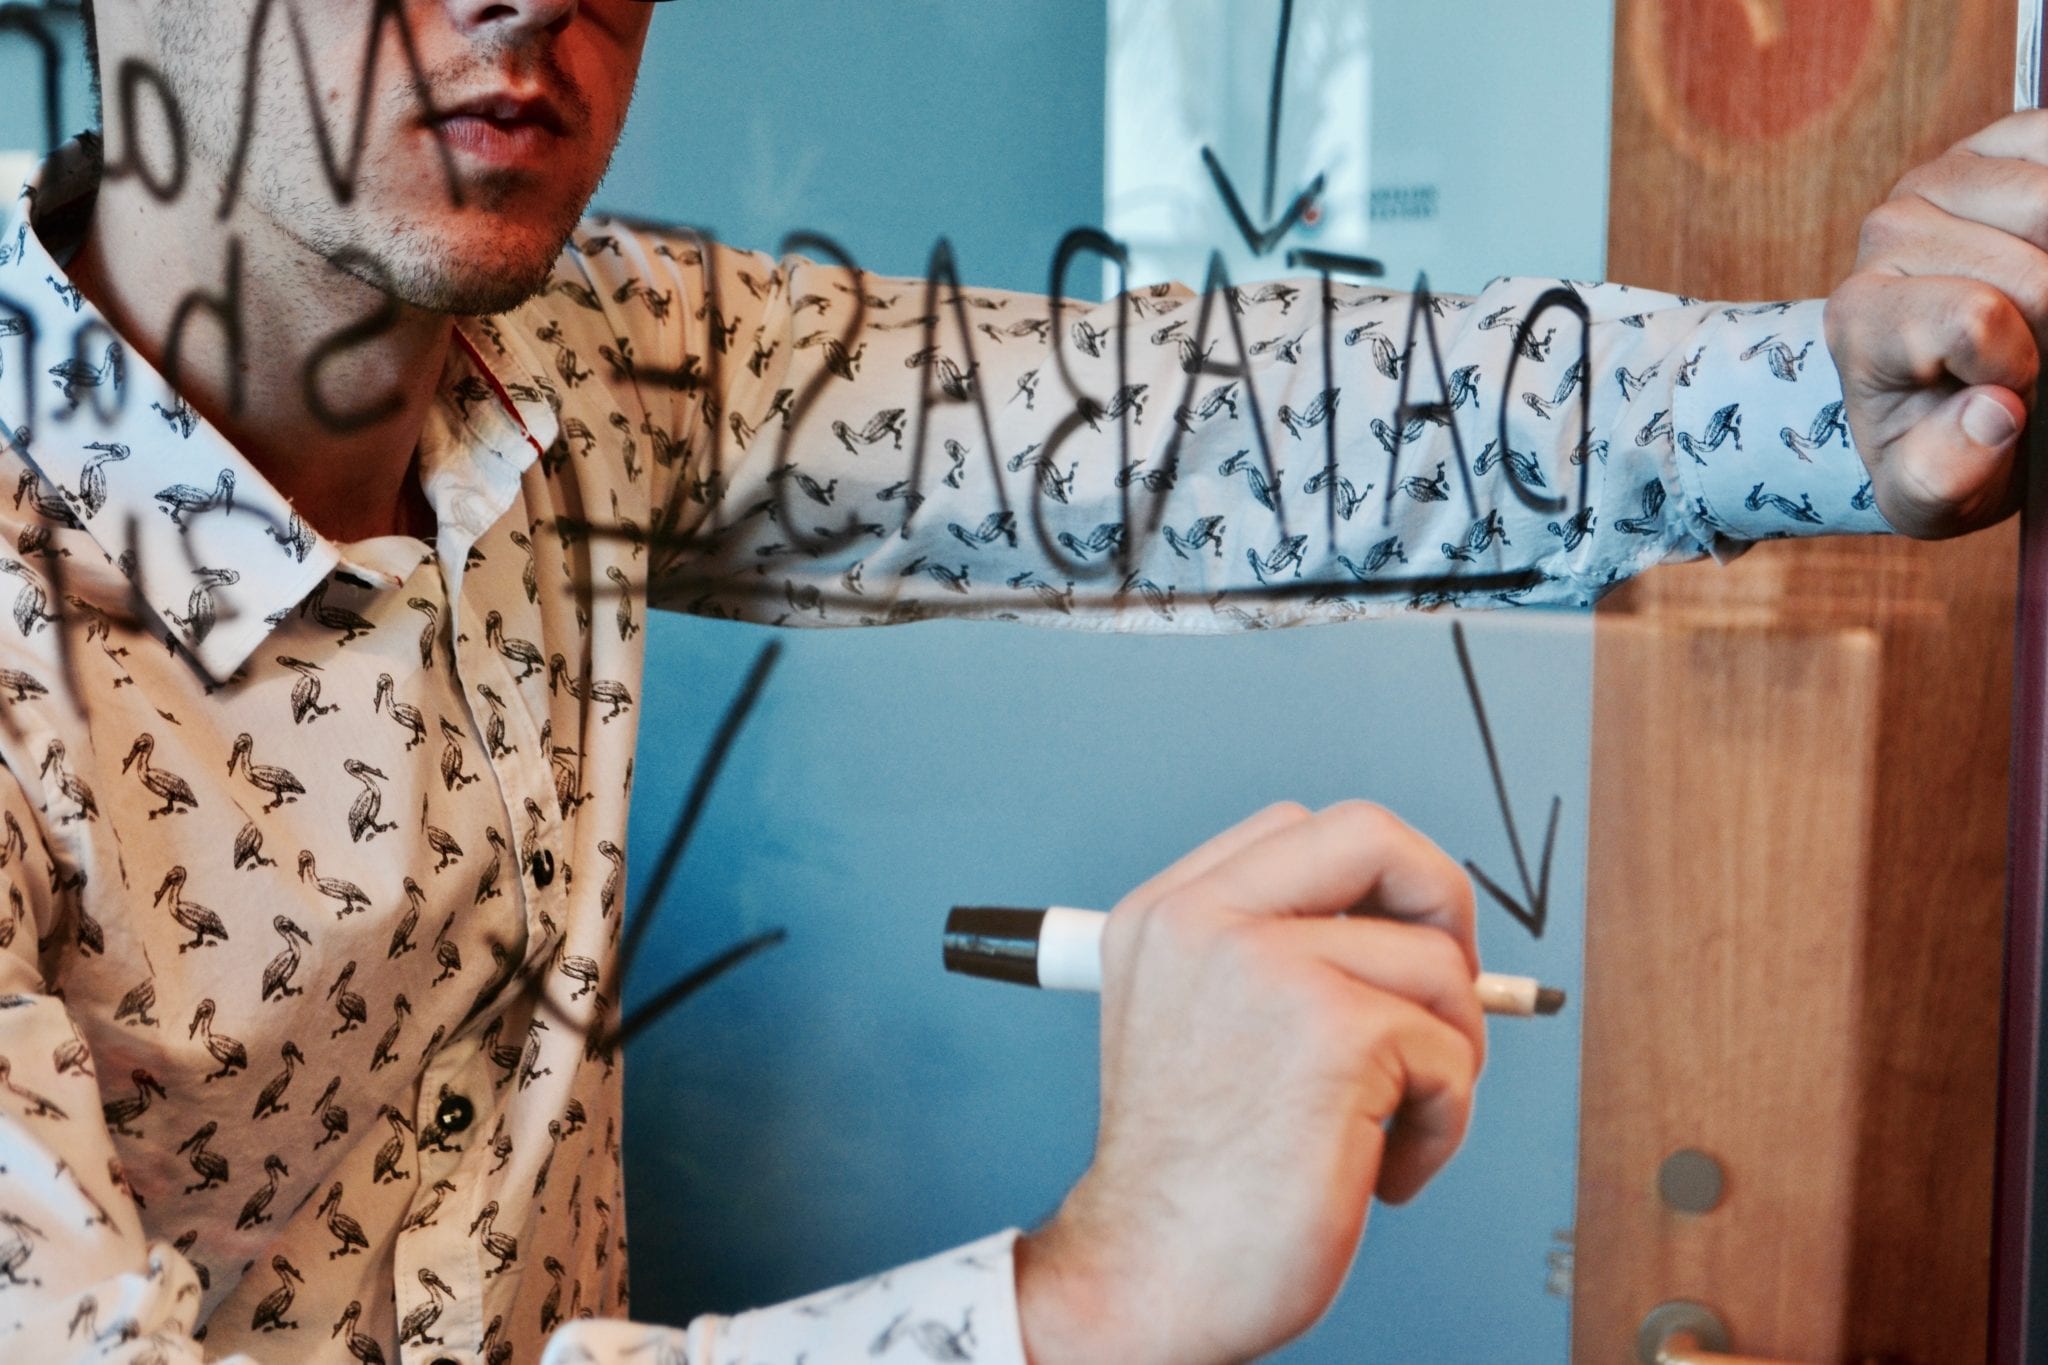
[529,848,555,888]
[434,1093,475,1135]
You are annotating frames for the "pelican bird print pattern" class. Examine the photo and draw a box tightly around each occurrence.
[0,138,1881,1363]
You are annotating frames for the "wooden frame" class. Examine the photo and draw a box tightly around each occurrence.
[1998,8,2048,1357]
[1582,2,2015,1360]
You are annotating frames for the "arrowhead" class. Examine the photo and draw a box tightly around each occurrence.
[1452,623,1561,940]
[1202,147,1326,257]
[1465,794,1560,939]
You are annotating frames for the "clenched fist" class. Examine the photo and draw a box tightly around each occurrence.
[1827,109,2048,538]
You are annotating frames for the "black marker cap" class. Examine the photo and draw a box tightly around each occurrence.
[943,905,1047,987]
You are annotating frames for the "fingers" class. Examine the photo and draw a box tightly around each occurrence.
[1108,802,1484,1185]
[1832,114,2048,540]
[1858,194,2048,340]
[1954,109,2048,164]
[1827,274,2031,535]
[1166,800,1479,975]
[1879,385,2025,536]
[1359,993,1477,1205]
[1830,272,2037,395]
[1897,152,2048,247]
[1265,915,1487,1069]
[1113,801,1312,913]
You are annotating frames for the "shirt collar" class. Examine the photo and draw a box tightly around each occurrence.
[0,138,559,682]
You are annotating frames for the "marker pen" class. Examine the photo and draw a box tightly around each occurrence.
[943,905,1567,1017]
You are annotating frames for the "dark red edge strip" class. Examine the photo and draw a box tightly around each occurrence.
[1996,393,2048,1360]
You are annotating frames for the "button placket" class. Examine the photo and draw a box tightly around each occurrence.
[452,605,535,913]
[452,607,575,1007]
[397,1044,494,1365]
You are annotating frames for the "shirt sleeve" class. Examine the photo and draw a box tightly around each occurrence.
[539,1228,1024,1365]
[583,224,1885,630]
[0,763,241,1363]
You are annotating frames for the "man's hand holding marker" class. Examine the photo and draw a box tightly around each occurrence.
[981,801,1491,1365]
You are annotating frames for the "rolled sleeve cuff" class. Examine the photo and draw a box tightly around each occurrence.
[541,1228,1027,1365]
[1673,300,1893,545]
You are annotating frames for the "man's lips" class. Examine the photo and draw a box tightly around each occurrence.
[424,91,572,167]
[430,90,571,136]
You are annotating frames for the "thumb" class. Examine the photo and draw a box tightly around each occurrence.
[1878,384,2024,538]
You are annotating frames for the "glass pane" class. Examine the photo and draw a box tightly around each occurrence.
[0,4,1619,1360]
[604,4,1615,1362]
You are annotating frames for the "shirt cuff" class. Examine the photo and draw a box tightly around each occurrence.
[1672,299,1893,545]
[540,1228,1027,1365]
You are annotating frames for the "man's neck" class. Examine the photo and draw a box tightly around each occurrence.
[63,154,451,546]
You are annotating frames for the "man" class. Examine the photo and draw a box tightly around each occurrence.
[0,1,2032,1361]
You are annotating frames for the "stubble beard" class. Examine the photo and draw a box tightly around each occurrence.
[288,167,595,317]
[158,10,612,318]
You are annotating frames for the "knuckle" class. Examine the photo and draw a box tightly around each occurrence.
[1211,920,1301,994]
[1857,200,1914,259]
[1146,890,1244,972]
[1259,799,1313,826]
[1135,890,1203,945]
[1341,986,1397,1040]
[1950,284,2009,355]
[1445,1049,1479,1110]
[1206,912,1265,964]
[1105,893,1174,963]
[1887,164,1931,202]
[1903,448,1981,516]
[1324,798,1400,842]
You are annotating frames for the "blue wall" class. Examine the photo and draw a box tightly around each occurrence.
[0,3,92,163]
[600,2,1107,295]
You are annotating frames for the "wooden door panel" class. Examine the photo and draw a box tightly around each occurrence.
[1581,1,2015,1359]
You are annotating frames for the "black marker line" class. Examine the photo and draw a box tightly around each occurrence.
[1198,0,1324,257]
[1263,0,1295,222]
[1491,285,1588,517]
[1285,249,1386,280]
[509,638,787,1056]
[613,638,783,997]
[0,3,69,156]
[610,927,788,1051]
[1451,617,1558,939]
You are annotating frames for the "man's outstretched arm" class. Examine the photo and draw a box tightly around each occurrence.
[610,237,1889,628]
[524,115,2048,633]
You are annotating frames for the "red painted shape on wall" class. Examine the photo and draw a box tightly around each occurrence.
[1657,0,1880,143]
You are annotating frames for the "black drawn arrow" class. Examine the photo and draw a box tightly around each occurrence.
[598,639,789,1051]
[1451,620,1560,939]
[1201,0,1327,257]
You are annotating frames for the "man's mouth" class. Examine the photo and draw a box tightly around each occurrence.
[427,91,572,166]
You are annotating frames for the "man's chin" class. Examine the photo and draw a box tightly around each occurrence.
[319,212,580,318]
[382,236,571,317]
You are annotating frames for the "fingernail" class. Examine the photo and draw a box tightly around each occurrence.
[1964,394,2020,449]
